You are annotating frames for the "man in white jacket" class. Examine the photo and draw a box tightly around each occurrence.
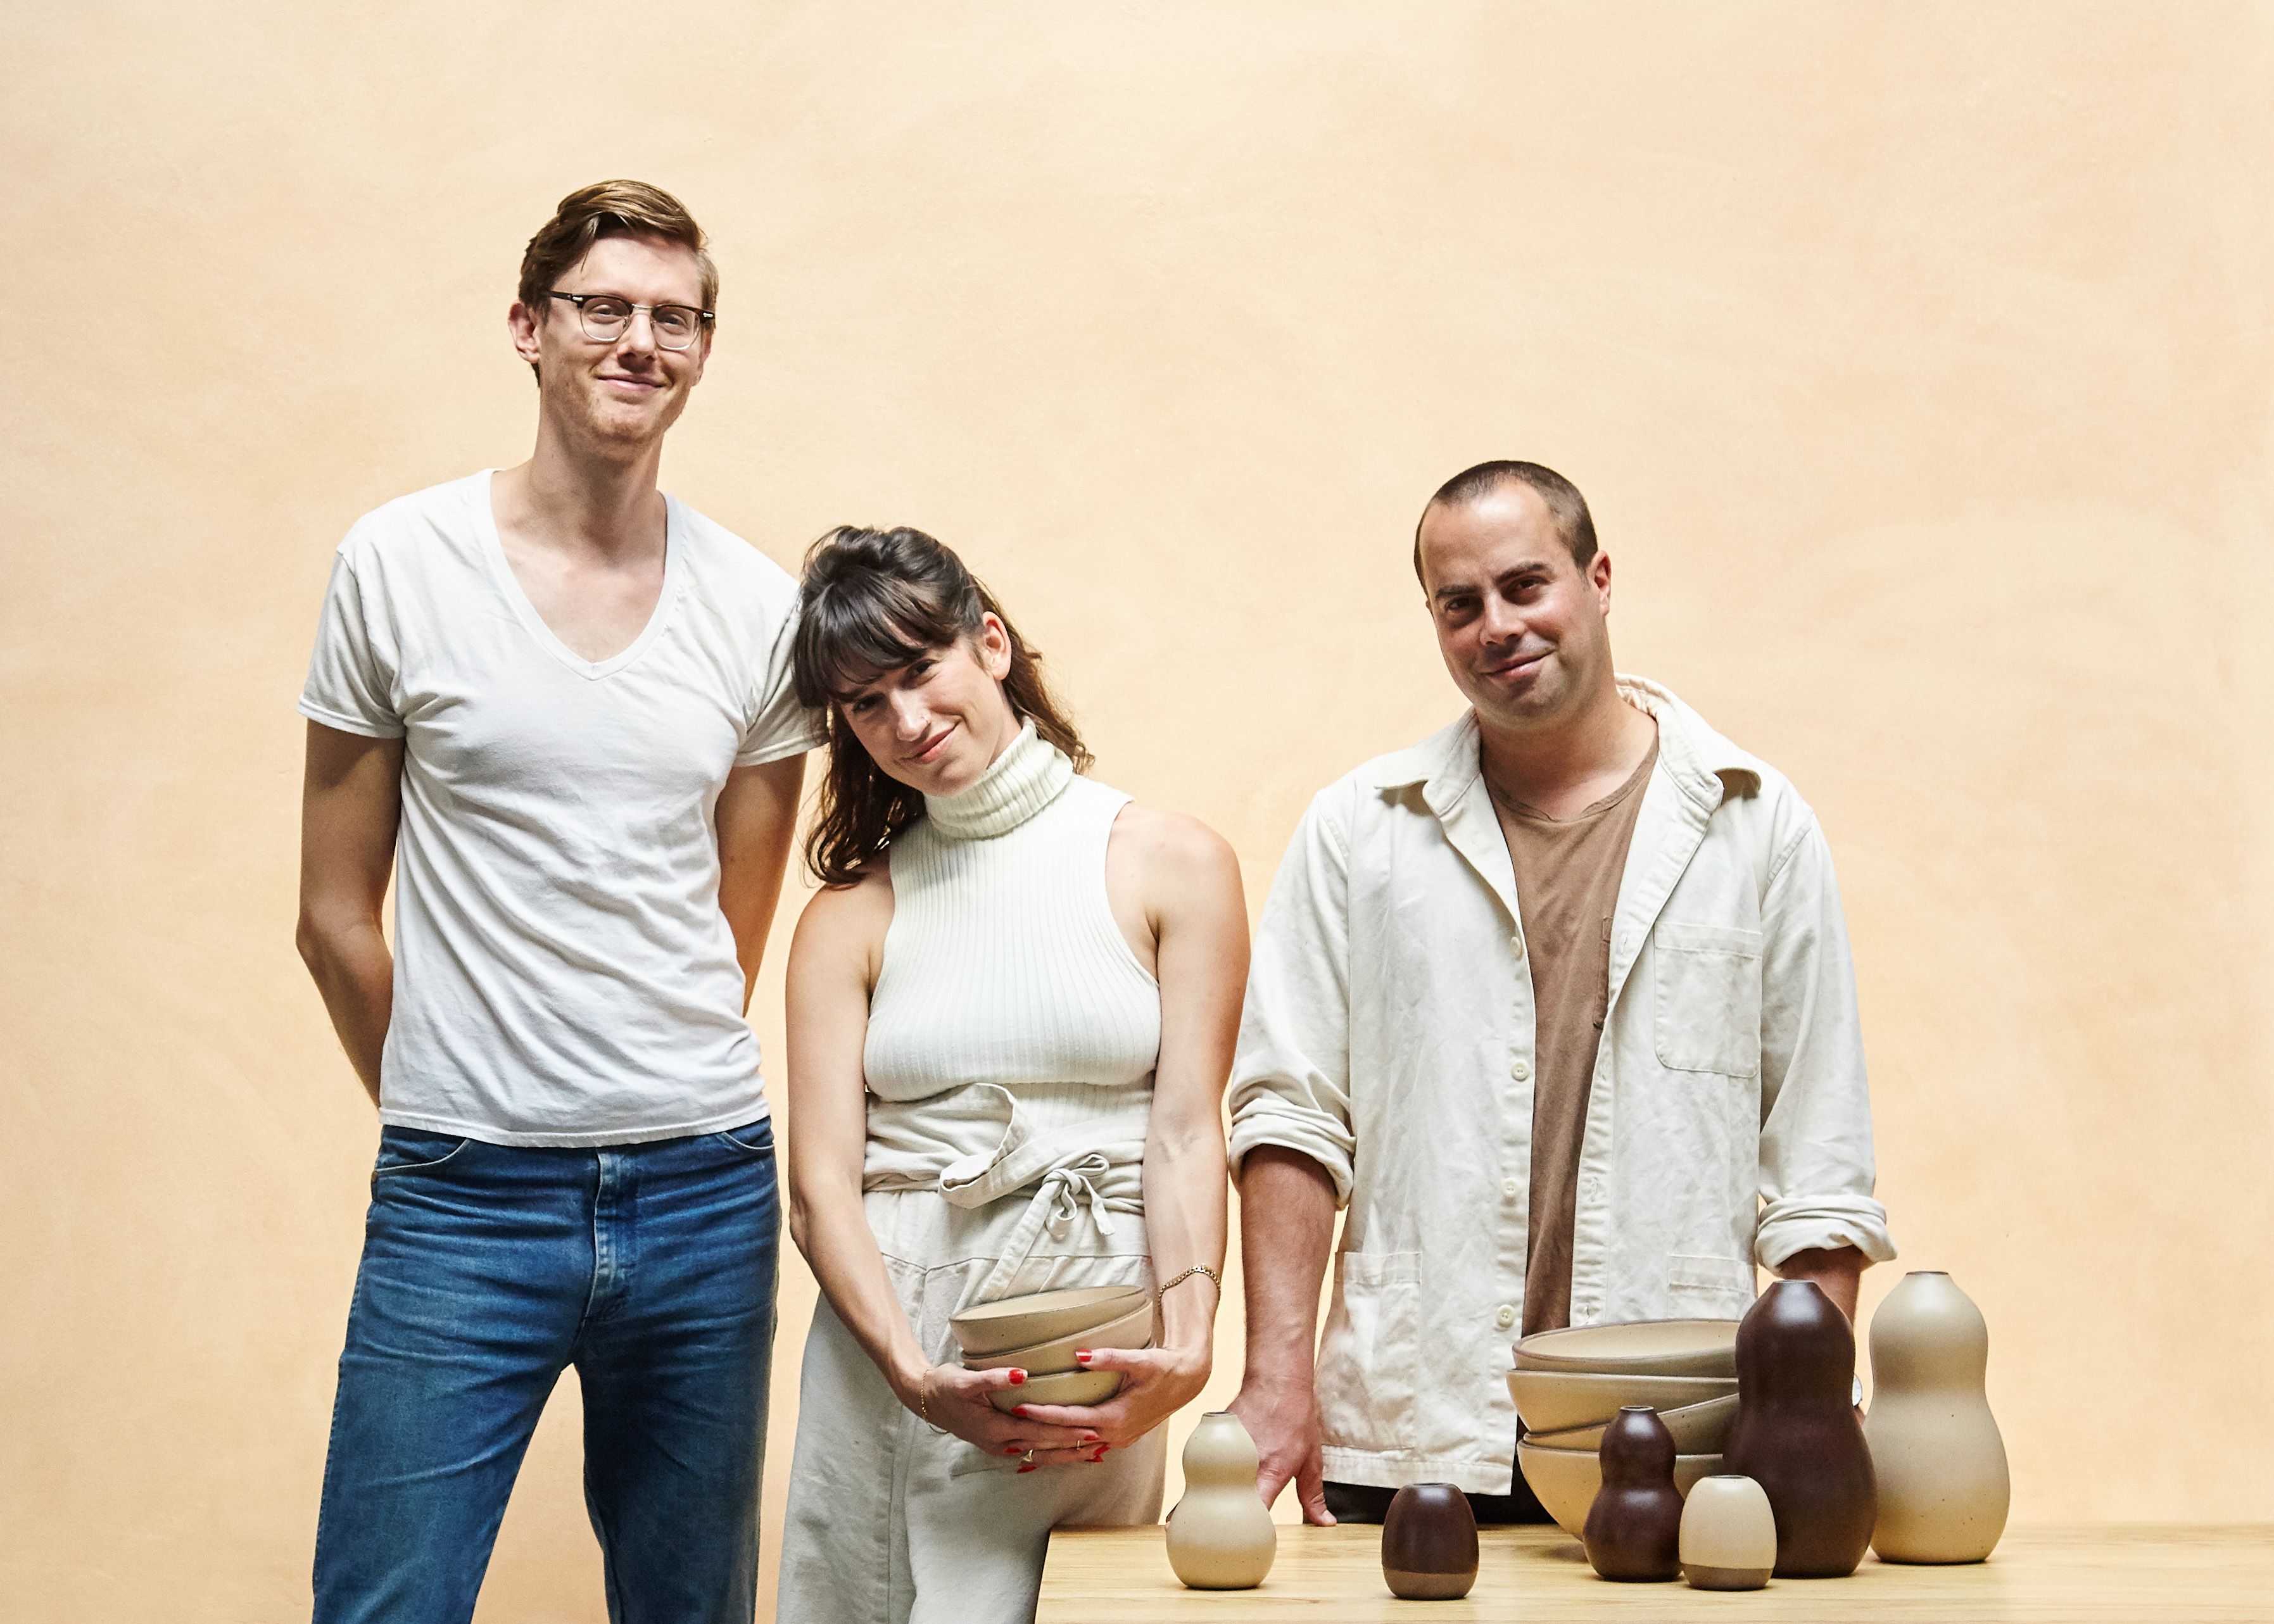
[1226,461,1894,1525]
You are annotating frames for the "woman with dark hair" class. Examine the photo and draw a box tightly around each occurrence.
[773,527,1247,1622]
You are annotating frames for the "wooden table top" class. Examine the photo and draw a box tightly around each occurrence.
[1037,1523,2274,1621]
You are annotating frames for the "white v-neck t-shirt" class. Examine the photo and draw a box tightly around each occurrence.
[298,470,821,1146]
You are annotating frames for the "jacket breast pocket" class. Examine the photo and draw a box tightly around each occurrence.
[1315,1251,1420,1454]
[1652,922,1763,1077]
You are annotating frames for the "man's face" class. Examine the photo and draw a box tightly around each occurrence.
[1418,482,1615,733]
[511,232,710,454]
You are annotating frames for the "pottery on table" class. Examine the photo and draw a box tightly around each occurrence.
[964,1299,1157,1373]
[1516,1442,1724,1537]
[1582,1406,1684,1582]
[1515,1319,1740,1378]
[1505,1368,1736,1436]
[1380,1483,1479,1600]
[1722,1279,1876,1578]
[1866,1271,2010,1564]
[1679,1474,1777,1590]
[950,1285,1149,1358]
[985,1366,1121,1413]
[1524,1392,1740,1456]
[1165,1412,1277,1589]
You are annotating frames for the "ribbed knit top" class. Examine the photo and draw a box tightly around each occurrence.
[862,723,1163,1112]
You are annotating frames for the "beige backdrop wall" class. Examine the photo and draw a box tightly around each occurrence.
[6,3,2271,1619]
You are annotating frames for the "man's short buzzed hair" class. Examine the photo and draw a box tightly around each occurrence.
[1412,460,1598,585]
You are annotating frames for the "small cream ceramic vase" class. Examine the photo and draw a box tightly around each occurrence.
[1866,1271,2010,1563]
[1165,1412,1277,1589]
[1679,1475,1776,1590]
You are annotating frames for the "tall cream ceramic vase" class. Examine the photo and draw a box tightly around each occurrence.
[1165,1412,1277,1589]
[1866,1271,2010,1563]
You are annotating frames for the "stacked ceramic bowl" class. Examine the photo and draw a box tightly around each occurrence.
[949,1285,1156,1413]
[1508,1319,1741,1535]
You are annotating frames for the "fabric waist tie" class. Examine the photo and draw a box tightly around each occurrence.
[864,1081,1151,1302]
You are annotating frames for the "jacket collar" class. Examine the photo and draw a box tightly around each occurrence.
[1366,674,1762,817]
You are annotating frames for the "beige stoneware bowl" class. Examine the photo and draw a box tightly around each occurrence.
[965,1300,1156,1374]
[1512,1318,1739,1378]
[951,1285,1149,1358]
[985,1366,1123,1413]
[1516,1441,1725,1537]
[1521,1391,1740,1455]
[1505,1368,1736,1436]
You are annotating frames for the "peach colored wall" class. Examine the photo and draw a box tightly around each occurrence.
[5,3,2271,1619]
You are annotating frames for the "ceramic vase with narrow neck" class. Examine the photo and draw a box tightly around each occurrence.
[1381,1483,1479,1599]
[1866,1271,2010,1563]
[1165,1412,1277,1589]
[1581,1406,1684,1582]
[1679,1475,1777,1590]
[1722,1279,1877,1578]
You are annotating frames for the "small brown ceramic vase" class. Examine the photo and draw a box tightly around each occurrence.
[1581,1406,1683,1582]
[1722,1279,1877,1578]
[1380,1483,1479,1600]
[1679,1474,1777,1590]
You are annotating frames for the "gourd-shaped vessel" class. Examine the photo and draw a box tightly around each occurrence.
[1165,1411,1277,1589]
[1722,1279,1876,1578]
[1679,1475,1777,1590]
[1866,1271,2009,1563]
[1581,1406,1683,1582]
[1381,1482,1478,1599]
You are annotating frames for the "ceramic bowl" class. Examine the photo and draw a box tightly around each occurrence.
[1522,1392,1740,1456]
[1512,1318,1739,1378]
[985,1366,1123,1413]
[1505,1368,1736,1436]
[1516,1442,1725,1537]
[965,1299,1157,1375]
[951,1285,1150,1358]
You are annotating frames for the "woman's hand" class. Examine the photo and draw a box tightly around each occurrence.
[999,1342,1211,1470]
[902,1363,1103,1468]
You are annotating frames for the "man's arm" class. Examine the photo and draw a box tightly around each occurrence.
[1777,1244,1866,1321]
[296,721,404,1104]
[716,755,806,1010]
[1229,1147,1339,1524]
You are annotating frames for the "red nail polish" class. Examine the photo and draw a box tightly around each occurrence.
[1008,1369,1026,1386]
[1090,1445,1109,1462]
[1012,1406,1030,1419]
[1004,1445,1022,1456]
[1073,1351,1091,1366]
[1017,1464,1036,1474]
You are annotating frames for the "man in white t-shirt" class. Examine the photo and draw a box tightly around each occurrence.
[295,180,819,1624]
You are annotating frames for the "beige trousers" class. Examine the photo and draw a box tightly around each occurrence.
[775,1187,1167,1624]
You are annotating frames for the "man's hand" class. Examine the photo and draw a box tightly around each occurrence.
[1230,1372,1335,1525]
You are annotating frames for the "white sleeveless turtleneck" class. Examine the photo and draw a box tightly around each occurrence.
[862,723,1162,1116]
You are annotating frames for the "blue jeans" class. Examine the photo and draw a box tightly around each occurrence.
[313,1121,780,1624]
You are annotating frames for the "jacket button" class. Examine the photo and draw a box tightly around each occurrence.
[1510,935,1525,959]
[1501,1178,1519,1199]
[1496,1304,1516,1329]
[1510,1058,1531,1082]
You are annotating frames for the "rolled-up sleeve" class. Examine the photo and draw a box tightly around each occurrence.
[1227,788,1360,1205]
[1753,816,1898,1269]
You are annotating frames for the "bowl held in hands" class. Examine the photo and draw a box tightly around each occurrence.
[951,1285,1149,1358]
[964,1299,1156,1375]
[1380,1483,1478,1600]
[986,1367,1121,1413]
[1165,1412,1276,1589]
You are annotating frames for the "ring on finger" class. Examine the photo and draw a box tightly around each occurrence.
[1021,1448,1036,1465]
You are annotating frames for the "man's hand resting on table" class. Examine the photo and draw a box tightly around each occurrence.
[1230,1373,1336,1526]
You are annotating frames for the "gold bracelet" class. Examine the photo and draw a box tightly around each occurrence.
[1156,1264,1222,1300]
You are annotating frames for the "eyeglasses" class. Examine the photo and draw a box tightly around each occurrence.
[546,291,713,350]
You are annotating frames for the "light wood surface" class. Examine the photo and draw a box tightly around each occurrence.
[1039,1523,2274,1621]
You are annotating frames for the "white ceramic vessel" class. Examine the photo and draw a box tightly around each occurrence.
[1513,1318,1739,1377]
[1866,1271,2010,1563]
[1515,1441,1724,1537]
[1679,1474,1776,1590]
[1505,1368,1736,1435]
[1523,1391,1739,1455]
[1165,1412,1277,1589]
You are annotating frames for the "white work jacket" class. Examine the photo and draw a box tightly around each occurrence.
[1227,676,1895,1493]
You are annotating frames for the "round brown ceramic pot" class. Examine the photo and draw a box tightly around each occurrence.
[1380,1483,1478,1600]
[1722,1279,1877,1578]
[1581,1406,1683,1582]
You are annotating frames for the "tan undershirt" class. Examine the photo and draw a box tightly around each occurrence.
[1488,728,1659,1336]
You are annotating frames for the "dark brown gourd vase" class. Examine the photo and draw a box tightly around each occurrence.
[1380,1483,1479,1600]
[1580,1406,1683,1582]
[1722,1278,1878,1578]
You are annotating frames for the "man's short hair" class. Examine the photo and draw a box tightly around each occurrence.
[518,179,717,325]
[1412,460,1598,584]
